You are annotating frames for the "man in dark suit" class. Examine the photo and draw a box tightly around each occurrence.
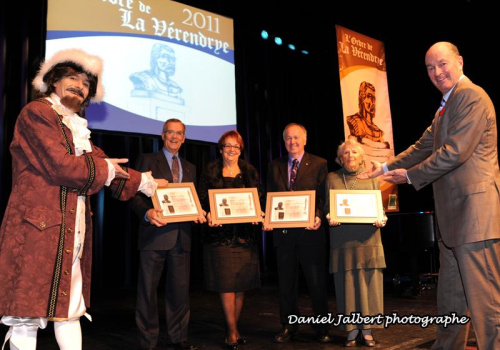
[266,123,332,344]
[363,42,500,350]
[131,118,205,350]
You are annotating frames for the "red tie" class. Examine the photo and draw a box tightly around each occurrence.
[439,99,446,116]
[289,159,298,191]
[172,156,180,183]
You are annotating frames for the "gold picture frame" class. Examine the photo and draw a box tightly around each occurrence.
[264,190,316,228]
[330,189,384,223]
[152,182,203,222]
[208,188,262,224]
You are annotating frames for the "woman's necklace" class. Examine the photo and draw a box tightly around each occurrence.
[342,173,357,190]
[224,165,238,176]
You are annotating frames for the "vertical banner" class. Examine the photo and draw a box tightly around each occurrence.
[336,25,398,211]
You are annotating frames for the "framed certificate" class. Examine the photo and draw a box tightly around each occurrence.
[152,182,203,223]
[208,188,262,224]
[330,189,384,223]
[264,191,316,228]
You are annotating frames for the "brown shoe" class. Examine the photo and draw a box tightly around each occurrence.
[274,328,298,343]
[344,339,357,347]
[317,329,333,343]
[360,336,376,347]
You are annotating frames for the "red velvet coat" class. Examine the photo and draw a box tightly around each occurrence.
[0,99,142,319]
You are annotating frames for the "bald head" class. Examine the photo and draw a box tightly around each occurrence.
[425,42,463,94]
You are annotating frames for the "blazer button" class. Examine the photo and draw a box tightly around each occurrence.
[64,270,70,275]
[69,209,75,214]
[67,228,73,233]
[60,291,68,296]
[65,249,72,254]
[39,222,46,228]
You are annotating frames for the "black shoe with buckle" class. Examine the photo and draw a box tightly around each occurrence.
[274,328,298,343]
[236,337,248,345]
[224,338,238,350]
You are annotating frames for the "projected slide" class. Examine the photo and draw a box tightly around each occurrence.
[45,0,236,143]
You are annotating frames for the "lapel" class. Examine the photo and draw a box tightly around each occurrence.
[154,151,173,182]
[433,106,448,151]
[179,157,192,182]
[434,78,466,149]
[295,153,310,186]
[278,157,289,190]
[279,153,310,190]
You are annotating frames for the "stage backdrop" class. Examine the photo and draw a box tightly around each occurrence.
[45,0,236,143]
[336,25,398,211]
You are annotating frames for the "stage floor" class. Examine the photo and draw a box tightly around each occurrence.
[0,274,478,350]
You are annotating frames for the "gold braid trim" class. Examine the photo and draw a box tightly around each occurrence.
[41,98,72,317]
[47,186,67,317]
[79,152,95,196]
[111,166,128,199]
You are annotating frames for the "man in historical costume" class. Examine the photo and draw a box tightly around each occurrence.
[0,49,164,350]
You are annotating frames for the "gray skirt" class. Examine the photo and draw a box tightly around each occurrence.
[203,244,261,293]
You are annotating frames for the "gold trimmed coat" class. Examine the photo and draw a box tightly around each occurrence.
[0,99,142,319]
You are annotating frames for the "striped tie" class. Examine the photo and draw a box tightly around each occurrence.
[289,159,298,191]
[172,155,180,183]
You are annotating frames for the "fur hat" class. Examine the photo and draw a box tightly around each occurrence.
[32,48,104,102]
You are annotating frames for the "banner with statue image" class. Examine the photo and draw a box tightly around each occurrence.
[335,25,398,211]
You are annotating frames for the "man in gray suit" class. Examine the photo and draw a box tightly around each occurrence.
[363,42,500,349]
[131,118,205,350]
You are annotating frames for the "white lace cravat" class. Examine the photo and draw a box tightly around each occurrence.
[48,95,92,156]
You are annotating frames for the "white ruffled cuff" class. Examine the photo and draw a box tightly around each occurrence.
[139,172,158,197]
[104,159,115,186]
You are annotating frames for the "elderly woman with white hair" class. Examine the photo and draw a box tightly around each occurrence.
[325,139,387,348]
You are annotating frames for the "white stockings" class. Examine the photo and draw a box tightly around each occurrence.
[54,318,82,350]
[1,316,81,350]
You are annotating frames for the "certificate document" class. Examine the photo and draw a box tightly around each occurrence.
[330,189,384,223]
[264,191,316,228]
[209,188,262,224]
[152,183,203,222]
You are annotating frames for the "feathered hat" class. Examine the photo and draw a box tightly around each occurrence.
[32,48,104,102]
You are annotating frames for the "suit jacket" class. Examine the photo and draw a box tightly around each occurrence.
[130,151,196,251]
[388,76,500,247]
[266,152,328,246]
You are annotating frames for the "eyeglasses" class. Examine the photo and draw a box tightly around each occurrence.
[163,130,184,137]
[222,144,241,150]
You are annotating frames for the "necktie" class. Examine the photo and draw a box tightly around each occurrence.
[439,98,446,116]
[172,155,180,183]
[289,159,298,191]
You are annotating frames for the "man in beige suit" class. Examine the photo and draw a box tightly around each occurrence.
[363,42,500,350]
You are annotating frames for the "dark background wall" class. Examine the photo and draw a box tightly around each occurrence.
[1,0,497,291]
